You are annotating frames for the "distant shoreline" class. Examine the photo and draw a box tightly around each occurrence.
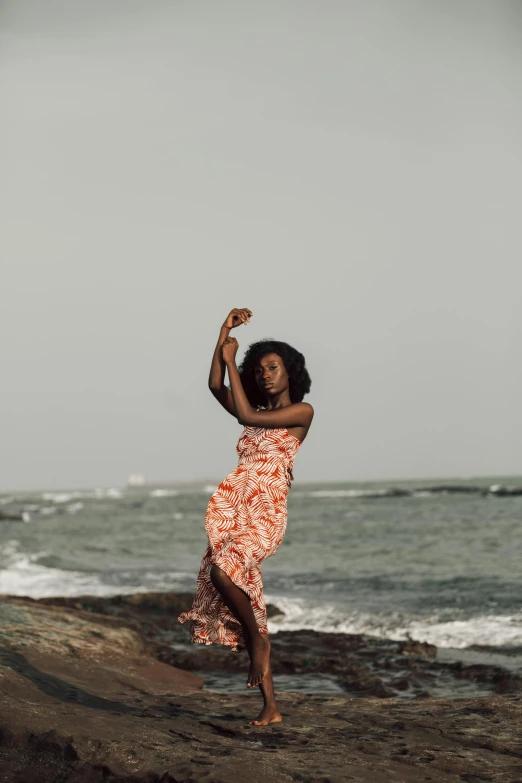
[2,473,522,495]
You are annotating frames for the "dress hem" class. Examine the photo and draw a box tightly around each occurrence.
[177,614,270,653]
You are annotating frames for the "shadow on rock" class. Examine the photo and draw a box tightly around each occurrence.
[0,647,139,714]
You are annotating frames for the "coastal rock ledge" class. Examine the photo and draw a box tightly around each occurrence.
[1,594,522,783]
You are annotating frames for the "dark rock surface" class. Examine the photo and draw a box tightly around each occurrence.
[34,592,522,700]
[0,510,24,521]
[1,593,522,782]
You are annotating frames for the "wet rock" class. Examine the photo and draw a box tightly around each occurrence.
[397,639,437,659]
[418,484,485,495]
[2,594,522,782]
[0,510,24,521]
[391,677,411,691]
[488,484,522,496]
[494,674,522,694]
[266,603,285,619]
[31,593,522,702]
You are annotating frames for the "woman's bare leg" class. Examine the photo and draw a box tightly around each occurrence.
[209,564,270,688]
[249,660,283,725]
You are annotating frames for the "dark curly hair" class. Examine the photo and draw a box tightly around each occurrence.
[238,339,311,407]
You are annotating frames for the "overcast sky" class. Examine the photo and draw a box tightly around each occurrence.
[2,0,521,491]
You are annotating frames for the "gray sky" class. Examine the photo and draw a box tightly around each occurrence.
[2,0,522,491]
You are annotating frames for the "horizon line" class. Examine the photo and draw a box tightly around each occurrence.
[2,472,522,494]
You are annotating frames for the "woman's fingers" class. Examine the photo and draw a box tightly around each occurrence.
[225,307,252,328]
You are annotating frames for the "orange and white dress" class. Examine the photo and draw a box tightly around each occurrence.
[178,424,301,652]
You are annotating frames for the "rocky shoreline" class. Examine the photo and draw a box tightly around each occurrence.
[1,591,522,781]
[32,592,522,702]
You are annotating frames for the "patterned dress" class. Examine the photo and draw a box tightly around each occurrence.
[178,425,301,652]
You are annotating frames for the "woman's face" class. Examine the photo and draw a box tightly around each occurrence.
[254,353,289,397]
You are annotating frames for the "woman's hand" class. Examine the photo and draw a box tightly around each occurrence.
[222,308,253,330]
[221,336,239,364]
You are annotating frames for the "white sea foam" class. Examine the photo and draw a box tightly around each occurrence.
[303,489,390,498]
[0,496,15,506]
[1,535,520,649]
[149,489,179,498]
[99,488,122,499]
[86,487,123,500]
[397,615,522,649]
[266,595,522,649]
[9,502,83,521]
[0,540,112,597]
[0,540,194,598]
[40,488,123,504]
[42,492,81,504]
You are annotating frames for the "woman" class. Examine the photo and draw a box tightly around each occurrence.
[178,308,313,726]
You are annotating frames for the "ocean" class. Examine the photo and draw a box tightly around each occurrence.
[1,477,521,664]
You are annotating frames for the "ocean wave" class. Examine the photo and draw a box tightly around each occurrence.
[2,536,520,649]
[41,492,81,504]
[149,489,179,498]
[0,540,194,598]
[40,488,123,504]
[0,500,83,523]
[299,484,522,499]
[303,489,408,499]
[0,540,110,597]
[265,595,522,649]
[397,615,522,649]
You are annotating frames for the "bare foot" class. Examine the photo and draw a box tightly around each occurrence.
[249,703,283,726]
[247,634,270,688]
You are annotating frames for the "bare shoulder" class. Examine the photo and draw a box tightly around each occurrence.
[296,401,314,421]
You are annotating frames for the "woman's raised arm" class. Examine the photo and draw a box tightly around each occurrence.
[208,308,252,416]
